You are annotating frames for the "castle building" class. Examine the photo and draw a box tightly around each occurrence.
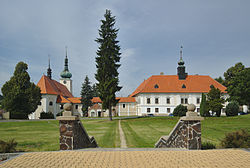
[129,46,228,116]
[29,51,82,119]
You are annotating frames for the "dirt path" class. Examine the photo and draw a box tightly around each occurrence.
[119,120,127,148]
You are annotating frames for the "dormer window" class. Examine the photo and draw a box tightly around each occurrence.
[154,84,159,89]
[182,84,186,88]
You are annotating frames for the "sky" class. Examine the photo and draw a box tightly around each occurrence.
[0,0,249,97]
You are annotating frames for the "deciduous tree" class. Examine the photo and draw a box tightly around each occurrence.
[1,62,41,119]
[207,85,224,117]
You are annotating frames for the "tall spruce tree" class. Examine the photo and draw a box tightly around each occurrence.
[80,76,93,117]
[92,84,99,97]
[95,9,122,121]
[200,93,210,117]
[1,62,41,119]
[207,85,224,117]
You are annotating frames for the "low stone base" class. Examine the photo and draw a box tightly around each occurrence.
[58,117,98,150]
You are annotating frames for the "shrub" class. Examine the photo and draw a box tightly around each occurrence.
[221,129,250,148]
[173,104,187,117]
[0,139,17,153]
[225,101,239,116]
[40,112,54,119]
[56,111,63,116]
[201,142,216,150]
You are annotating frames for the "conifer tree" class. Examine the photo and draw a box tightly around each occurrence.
[1,62,41,119]
[200,93,210,117]
[92,84,99,97]
[95,9,122,121]
[80,76,93,117]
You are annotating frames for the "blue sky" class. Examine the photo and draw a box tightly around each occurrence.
[0,0,249,97]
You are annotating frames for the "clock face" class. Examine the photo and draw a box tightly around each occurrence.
[63,80,66,84]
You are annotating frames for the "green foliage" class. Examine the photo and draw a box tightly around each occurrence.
[224,63,250,106]
[221,129,250,148]
[95,9,122,120]
[201,141,216,150]
[173,104,187,116]
[92,84,99,97]
[225,101,239,116]
[81,76,93,117]
[200,93,210,117]
[207,85,224,117]
[1,62,41,119]
[215,76,225,85]
[56,111,63,116]
[40,112,54,119]
[0,139,17,153]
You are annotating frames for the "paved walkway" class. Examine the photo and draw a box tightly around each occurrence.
[119,120,127,148]
[1,149,250,167]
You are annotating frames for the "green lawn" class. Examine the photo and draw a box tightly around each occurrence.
[0,115,249,151]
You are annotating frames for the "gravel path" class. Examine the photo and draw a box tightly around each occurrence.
[119,120,127,148]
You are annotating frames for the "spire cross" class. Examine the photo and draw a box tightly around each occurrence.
[65,46,68,58]
[48,54,51,68]
[180,46,183,60]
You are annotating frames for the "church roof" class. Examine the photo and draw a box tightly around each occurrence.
[130,75,227,97]
[37,75,73,98]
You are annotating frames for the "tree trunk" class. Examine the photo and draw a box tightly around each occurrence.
[109,105,112,121]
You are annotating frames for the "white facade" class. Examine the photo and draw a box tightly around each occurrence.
[60,78,72,93]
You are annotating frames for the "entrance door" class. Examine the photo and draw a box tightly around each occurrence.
[98,111,102,117]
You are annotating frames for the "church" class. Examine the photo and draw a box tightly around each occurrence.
[29,50,82,119]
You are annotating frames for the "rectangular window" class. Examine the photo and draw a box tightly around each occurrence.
[197,98,200,104]
[147,98,151,104]
[75,105,78,109]
[166,98,170,104]
[147,108,151,113]
[181,98,184,104]
[185,98,188,104]
[60,104,63,109]
[197,108,200,112]
[155,108,159,113]
[167,108,171,113]
[155,98,159,104]
[123,104,126,108]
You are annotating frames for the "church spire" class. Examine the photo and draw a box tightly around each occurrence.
[177,46,187,80]
[47,55,52,79]
[60,46,72,79]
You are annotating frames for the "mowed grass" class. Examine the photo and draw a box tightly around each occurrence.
[0,115,249,151]
[121,114,250,148]
[0,119,120,152]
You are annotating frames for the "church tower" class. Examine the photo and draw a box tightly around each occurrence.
[177,46,188,80]
[47,56,52,79]
[60,47,73,93]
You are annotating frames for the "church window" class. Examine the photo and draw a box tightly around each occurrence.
[147,98,151,104]
[75,105,78,109]
[154,84,159,89]
[49,101,53,106]
[147,108,151,113]
[63,80,67,84]
[155,98,159,104]
[123,104,126,108]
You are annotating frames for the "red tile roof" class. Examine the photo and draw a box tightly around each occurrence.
[91,97,136,103]
[89,103,102,111]
[37,75,73,98]
[130,75,227,97]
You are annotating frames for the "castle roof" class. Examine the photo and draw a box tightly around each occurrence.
[130,75,227,97]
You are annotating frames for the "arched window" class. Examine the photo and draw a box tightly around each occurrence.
[49,101,53,106]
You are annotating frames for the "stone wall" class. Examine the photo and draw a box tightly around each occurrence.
[155,104,203,150]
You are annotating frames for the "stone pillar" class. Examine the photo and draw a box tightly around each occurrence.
[57,103,98,150]
[155,104,204,149]
[180,104,204,149]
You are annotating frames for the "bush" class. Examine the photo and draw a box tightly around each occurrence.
[201,142,216,150]
[225,101,239,116]
[0,139,17,153]
[40,112,54,119]
[56,111,63,116]
[173,104,187,117]
[221,129,250,148]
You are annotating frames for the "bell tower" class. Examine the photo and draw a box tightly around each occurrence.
[177,46,188,80]
[60,47,73,93]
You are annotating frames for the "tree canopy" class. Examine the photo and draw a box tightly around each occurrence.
[200,93,210,117]
[95,9,122,120]
[1,62,41,119]
[207,85,224,117]
[80,76,93,117]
